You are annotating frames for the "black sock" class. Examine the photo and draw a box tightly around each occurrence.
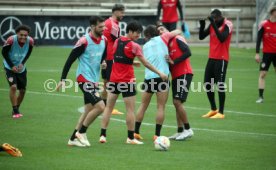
[177,126,184,133]
[128,130,134,139]
[207,91,217,110]
[12,106,19,114]
[79,125,88,133]
[103,99,107,105]
[134,122,141,134]
[259,89,264,98]
[184,123,190,130]
[17,104,20,109]
[100,128,106,137]
[70,129,78,141]
[218,91,225,114]
[0,147,4,152]
[155,124,162,136]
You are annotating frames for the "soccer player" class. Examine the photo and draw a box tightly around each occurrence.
[56,16,106,147]
[99,21,168,144]
[157,25,194,140]
[199,9,233,119]
[255,6,276,103]
[0,143,22,157]
[2,25,34,118]
[134,25,181,141]
[157,0,185,31]
[101,4,125,114]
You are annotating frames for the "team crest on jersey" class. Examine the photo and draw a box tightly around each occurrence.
[8,77,13,83]
[261,63,266,68]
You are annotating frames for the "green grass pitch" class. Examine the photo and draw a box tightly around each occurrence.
[0,46,276,169]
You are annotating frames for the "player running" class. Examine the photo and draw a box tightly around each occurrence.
[56,16,106,147]
[2,25,34,118]
[134,25,181,141]
[255,6,276,103]
[99,21,168,144]
[199,9,233,119]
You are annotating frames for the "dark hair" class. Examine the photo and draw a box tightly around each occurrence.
[112,4,125,13]
[89,16,104,26]
[270,6,276,15]
[126,20,143,33]
[15,25,31,33]
[144,25,158,39]
[211,9,222,17]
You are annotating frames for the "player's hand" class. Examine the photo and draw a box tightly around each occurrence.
[11,66,18,73]
[159,72,168,81]
[18,64,24,72]
[56,81,65,92]
[199,19,206,27]
[165,55,174,65]
[101,60,107,69]
[133,61,141,67]
[255,54,261,63]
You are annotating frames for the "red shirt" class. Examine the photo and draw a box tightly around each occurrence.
[259,20,276,53]
[110,36,143,83]
[169,35,193,79]
[160,0,179,23]
[104,17,120,60]
[209,19,233,61]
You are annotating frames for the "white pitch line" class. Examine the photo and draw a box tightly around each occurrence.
[0,88,275,118]
[103,115,276,138]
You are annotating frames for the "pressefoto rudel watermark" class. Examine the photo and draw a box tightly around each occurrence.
[44,78,233,93]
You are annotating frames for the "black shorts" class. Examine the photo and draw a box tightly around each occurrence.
[142,78,170,93]
[5,68,27,90]
[78,82,102,105]
[101,60,113,81]
[107,82,136,98]
[204,58,228,84]
[172,74,193,103]
[162,22,177,32]
[259,53,276,71]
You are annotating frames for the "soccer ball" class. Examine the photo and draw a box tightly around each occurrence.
[154,136,170,151]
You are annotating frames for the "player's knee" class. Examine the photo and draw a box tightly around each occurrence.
[97,102,105,113]
[259,72,267,79]
[173,99,181,107]
[10,85,17,91]
[19,89,26,94]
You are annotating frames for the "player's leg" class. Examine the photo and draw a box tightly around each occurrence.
[202,59,218,117]
[256,53,271,103]
[100,83,119,142]
[123,95,143,145]
[68,103,92,147]
[74,83,104,146]
[122,83,143,144]
[134,80,153,139]
[5,69,20,118]
[169,77,184,139]
[210,60,228,119]
[172,74,194,140]
[154,89,169,139]
[16,69,27,116]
